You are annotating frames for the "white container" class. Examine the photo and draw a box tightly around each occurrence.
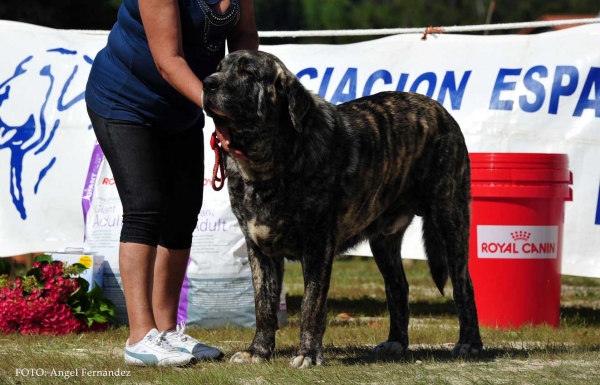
[47,251,104,292]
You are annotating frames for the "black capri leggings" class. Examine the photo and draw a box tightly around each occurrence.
[87,106,204,249]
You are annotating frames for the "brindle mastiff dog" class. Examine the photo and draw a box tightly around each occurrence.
[202,51,483,368]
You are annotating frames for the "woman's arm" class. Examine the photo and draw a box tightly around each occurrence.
[139,0,204,108]
[227,0,259,52]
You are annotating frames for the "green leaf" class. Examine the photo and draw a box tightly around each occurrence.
[34,254,53,263]
[0,258,11,276]
[91,313,108,323]
[67,279,116,324]
[71,263,88,274]
[76,277,89,294]
[80,298,92,312]
[69,288,83,301]
[69,293,91,312]
[99,301,110,312]
[99,299,116,318]
[88,285,104,300]
[26,267,42,282]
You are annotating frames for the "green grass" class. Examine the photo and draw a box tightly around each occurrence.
[1,257,599,384]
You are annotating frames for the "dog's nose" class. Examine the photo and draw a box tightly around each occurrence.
[203,76,218,91]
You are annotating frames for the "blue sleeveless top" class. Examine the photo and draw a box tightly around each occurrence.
[86,0,240,132]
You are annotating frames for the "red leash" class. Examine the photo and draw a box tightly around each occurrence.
[210,131,227,191]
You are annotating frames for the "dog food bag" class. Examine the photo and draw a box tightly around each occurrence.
[82,142,128,324]
[177,193,256,328]
[83,140,256,328]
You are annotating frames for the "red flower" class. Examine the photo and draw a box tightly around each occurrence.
[0,261,111,336]
[32,261,65,282]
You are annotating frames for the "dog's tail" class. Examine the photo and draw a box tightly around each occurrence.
[420,112,471,296]
[422,222,450,296]
[426,251,449,296]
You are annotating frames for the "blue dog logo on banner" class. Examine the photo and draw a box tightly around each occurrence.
[0,48,92,220]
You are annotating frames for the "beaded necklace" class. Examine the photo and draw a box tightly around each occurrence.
[197,0,241,52]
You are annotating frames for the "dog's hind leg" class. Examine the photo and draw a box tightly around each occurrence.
[230,241,284,364]
[369,220,413,356]
[422,205,482,358]
[290,236,336,368]
[421,138,482,358]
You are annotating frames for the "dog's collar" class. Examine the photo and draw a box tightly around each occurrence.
[210,133,277,189]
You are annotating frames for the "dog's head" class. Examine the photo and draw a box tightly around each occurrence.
[202,51,312,168]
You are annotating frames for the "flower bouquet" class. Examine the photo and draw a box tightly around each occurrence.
[0,255,115,335]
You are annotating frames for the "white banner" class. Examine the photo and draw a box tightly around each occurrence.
[1,20,599,278]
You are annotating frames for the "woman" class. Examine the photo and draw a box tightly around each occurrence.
[85,0,258,366]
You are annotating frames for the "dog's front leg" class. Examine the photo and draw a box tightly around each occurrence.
[290,238,335,368]
[230,241,284,364]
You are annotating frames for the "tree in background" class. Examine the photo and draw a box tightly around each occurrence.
[299,0,599,43]
[0,0,597,42]
[253,0,304,45]
[0,0,121,30]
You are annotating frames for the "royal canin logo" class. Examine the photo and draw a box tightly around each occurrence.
[510,231,531,241]
[478,226,558,258]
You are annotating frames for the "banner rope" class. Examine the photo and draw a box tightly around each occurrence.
[69,17,600,37]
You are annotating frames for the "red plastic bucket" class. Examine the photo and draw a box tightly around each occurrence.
[468,153,572,329]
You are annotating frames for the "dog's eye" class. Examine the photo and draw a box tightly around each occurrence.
[240,69,254,78]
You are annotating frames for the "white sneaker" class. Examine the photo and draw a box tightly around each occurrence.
[124,328,194,366]
[165,321,224,361]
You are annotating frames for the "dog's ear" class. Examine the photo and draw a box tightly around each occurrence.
[287,77,311,132]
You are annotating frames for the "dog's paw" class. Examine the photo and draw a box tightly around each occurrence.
[290,354,324,368]
[451,342,483,359]
[229,351,266,364]
[373,341,407,355]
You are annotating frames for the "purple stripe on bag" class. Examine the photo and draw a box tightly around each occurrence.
[177,258,193,324]
[82,140,104,240]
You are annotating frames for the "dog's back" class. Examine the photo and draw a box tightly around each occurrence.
[331,91,470,259]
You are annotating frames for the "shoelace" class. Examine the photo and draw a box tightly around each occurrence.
[173,321,193,342]
[153,331,175,350]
